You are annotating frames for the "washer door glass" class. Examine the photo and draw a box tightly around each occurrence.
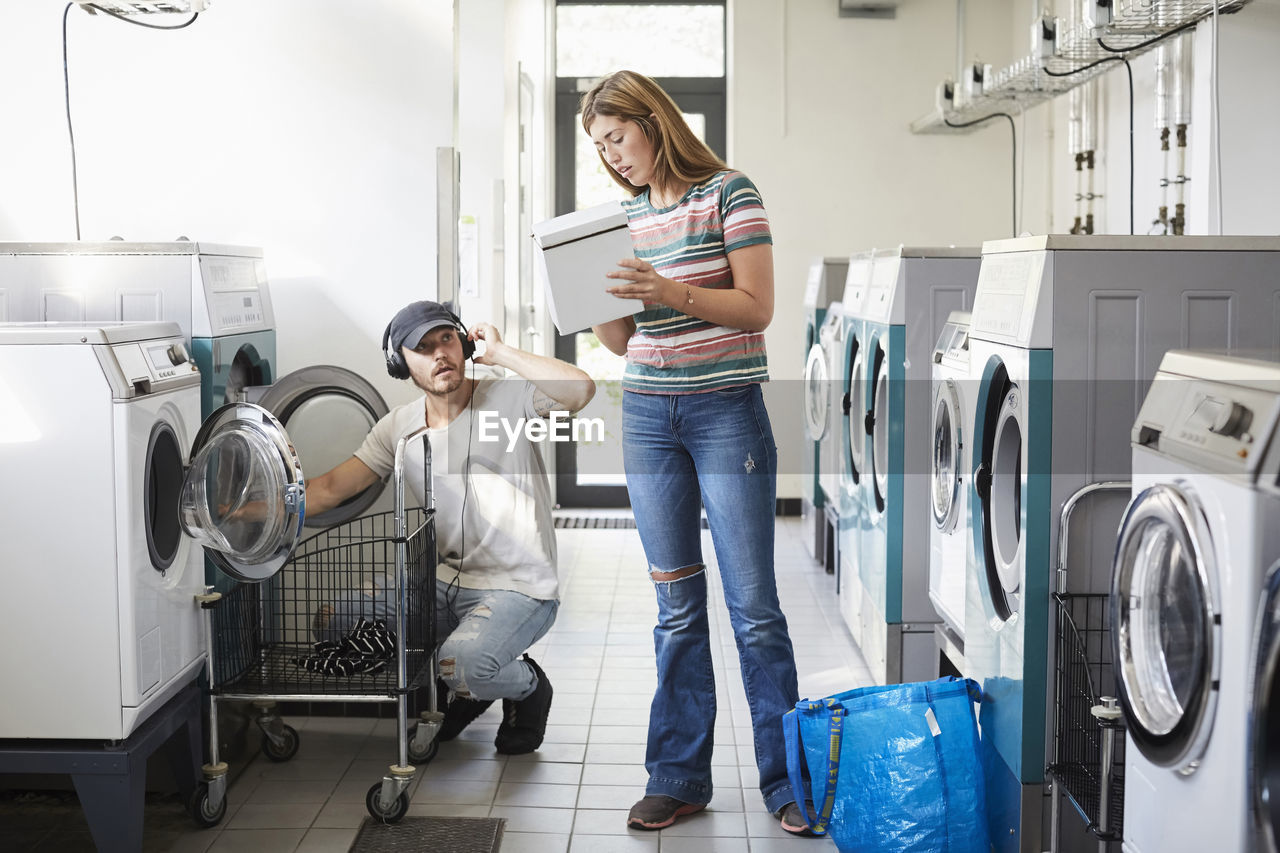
[1112,484,1217,771]
[180,402,305,583]
[990,387,1023,593]
[871,347,889,510]
[932,378,962,531]
[804,343,829,442]
[1254,559,1280,852]
[847,340,865,481]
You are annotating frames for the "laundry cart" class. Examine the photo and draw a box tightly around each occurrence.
[196,429,442,824]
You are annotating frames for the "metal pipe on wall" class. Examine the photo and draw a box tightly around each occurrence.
[1172,31,1194,235]
[1153,43,1172,234]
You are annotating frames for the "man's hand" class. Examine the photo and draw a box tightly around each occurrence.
[468,322,504,366]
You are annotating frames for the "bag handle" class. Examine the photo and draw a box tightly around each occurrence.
[783,704,842,837]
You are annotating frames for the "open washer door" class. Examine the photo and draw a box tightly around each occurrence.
[1111,483,1220,774]
[1252,559,1280,851]
[847,335,866,485]
[179,402,306,583]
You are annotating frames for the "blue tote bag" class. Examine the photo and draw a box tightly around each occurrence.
[783,677,990,853]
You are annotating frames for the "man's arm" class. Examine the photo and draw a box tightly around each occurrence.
[469,322,596,415]
[305,456,380,516]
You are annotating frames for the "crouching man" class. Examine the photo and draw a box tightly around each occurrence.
[305,300,595,753]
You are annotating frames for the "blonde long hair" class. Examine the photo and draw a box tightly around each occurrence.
[580,70,728,198]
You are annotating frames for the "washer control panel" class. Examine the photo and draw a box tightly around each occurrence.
[103,336,201,399]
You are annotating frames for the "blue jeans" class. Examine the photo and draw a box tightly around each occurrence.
[434,581,558,701]
[623,384,800,813]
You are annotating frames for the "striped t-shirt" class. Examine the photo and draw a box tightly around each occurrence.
[621,170,772,394]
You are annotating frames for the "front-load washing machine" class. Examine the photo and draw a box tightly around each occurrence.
[1113,350,1280,853]
[0,321,306,740]
[929,310,974,672]
[802,257,849,564]
[965,235,1280,852]
[837,252,874,637]
[1249,486,1280,853]
[0,242,388,532]
[816,303,846,572]
[853,246,979,687]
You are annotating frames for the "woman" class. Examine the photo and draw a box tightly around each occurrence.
[582,70,810,836]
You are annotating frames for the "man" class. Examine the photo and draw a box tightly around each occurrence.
[305,299,595,754]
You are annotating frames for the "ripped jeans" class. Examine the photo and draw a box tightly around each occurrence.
[434,581,558,701]
[622,384,801,814]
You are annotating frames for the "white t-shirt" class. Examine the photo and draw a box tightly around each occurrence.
[354,376,558,601]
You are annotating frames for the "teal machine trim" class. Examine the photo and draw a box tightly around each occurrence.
[190,331,276,419]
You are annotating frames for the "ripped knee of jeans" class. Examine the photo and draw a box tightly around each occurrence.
[438,656,472,698]
[649,563,704,583]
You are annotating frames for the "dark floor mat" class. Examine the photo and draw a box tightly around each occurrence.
[349,816,505,852]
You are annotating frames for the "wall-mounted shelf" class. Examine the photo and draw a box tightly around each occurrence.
[74,1,208,14]
[911,0,1251,134]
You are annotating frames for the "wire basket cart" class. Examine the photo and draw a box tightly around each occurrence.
[1048,482,1130,852]
[192,429,442,825]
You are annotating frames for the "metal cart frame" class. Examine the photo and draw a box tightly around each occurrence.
[193,428,441,824]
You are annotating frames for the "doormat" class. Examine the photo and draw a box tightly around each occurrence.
[553,515,709,529]
[349,816,505,853]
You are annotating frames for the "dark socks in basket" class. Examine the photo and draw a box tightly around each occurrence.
[292,617,396,677]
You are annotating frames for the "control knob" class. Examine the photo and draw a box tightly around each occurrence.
[1209,401,1250,439]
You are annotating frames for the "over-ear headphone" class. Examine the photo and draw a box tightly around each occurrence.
[381,304,475,380]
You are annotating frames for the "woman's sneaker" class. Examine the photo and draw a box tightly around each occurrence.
[626,795,706,830]
[494,655,553,754]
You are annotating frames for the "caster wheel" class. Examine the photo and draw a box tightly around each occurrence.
[261,723,300,762]
[409,736,439,765]
[188,782,227,828]
[366,782,410,823]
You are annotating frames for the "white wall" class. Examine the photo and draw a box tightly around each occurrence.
[730,0,1018,496]
[0,1,454,411]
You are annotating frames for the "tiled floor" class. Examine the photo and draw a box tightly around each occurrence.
[15,515,870,852]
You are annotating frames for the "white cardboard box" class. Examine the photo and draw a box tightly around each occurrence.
[532,200,639,335]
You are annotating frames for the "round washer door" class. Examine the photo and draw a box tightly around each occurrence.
[932,378,963,532]
[871,346,890,511]
[1253,559,1280,852]
[804,343,829,442]
[253,366,389,528]
[180,402,306,583]
[1111,483,1219,773]
[847,338,866,481]
[974,360,1020,621]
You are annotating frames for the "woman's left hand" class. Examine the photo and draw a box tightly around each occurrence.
[606,258,675,305]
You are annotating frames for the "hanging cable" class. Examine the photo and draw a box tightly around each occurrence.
[81,3,199,29]
[945,112,1017,238]
[62,3,81,240]
[1095,17,1199,54]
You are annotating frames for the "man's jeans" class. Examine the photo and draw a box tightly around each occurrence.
[434,582,558,701]
[623,384,801,813]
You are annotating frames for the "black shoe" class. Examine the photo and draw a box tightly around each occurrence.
[438,688,495,742]
[494,655,553,755]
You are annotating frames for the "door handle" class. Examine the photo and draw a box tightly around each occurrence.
[974,462,991,500]
[864,410,875,436]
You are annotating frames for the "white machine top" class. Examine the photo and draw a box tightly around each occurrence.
[804,257,850,310]
[840,250,875,318]
[0,241,262,258]
[862,246,980,325]
[980,234,1280,254]
[0,320,181,344]
[1134,349,1280,481]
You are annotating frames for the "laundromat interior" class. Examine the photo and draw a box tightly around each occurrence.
[3,1,1280,851]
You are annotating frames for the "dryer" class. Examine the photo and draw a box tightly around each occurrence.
[965,235,1280,852]
[0,322,306,740]
[1113,350,1280,853]
[837,252,873,636]
[929,310,974,671]
[802,257,848,564]
[852,247,978,687]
